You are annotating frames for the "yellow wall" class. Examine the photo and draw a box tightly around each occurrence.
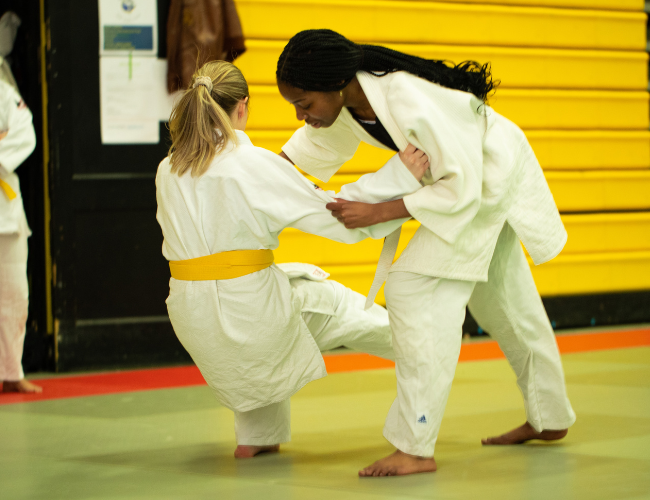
[234,0,650,300]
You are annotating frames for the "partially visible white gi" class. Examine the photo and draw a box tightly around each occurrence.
[156,129,421,441]
[282,71,576,456]
[0,79,36,382]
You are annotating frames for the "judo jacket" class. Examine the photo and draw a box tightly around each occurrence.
[283,71,567,282]
[156,130,421,411]
[0,80,35,236]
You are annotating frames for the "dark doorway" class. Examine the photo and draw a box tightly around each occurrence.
[45,0,188,371]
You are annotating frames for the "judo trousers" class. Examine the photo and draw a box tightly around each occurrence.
[234,278,394,446]
[0,230,28,381]
[383,223,576,457]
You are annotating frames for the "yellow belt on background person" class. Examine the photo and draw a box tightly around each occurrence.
[0,179,17,200]
[169,249,274,281]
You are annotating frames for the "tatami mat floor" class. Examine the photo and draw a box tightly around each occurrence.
[1,343,649,499]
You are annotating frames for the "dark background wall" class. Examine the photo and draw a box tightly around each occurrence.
[43,0,191,371]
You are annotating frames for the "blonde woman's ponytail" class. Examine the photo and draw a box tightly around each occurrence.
[168,61,249,177]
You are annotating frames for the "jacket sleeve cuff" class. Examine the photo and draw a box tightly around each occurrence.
[403,189,462,244]
[386,154,424,194]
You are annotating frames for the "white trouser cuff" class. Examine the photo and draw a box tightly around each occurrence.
[234,399,291,446]
[383,427,436,458]
[528,411,577,433]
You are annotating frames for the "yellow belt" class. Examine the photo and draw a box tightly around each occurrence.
[169,249,274,281]
[0,179,16,200]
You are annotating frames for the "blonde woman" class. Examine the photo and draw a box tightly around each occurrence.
[155,61,428,458]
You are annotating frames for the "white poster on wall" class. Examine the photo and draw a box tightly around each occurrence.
[98,1,172,143]
[100,56,160,144]
[99,0,158,57]
[100,57,181,144]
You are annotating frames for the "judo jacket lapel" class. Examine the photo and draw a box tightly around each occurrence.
[355,71,410,152]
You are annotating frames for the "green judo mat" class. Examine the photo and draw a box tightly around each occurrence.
[1,347,649,500]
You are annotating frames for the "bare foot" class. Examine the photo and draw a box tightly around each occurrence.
[482,422,568,445]
[234,444,280,458]
[2,379,43,394]
[359,450,437,477]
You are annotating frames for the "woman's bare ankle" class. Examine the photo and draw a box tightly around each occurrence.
[2,379,42,394]
[234,444,280,458]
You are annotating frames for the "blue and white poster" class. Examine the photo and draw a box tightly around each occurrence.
[99,0,158,57]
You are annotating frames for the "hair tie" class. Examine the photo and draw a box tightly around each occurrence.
[193,76,213,93]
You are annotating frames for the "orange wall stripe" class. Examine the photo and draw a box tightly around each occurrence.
[325,327,650,374]
[1,327,648,405]
[323,353,395,374]
[555,328,650,353]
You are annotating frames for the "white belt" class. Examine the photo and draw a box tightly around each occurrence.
[364,227,401,310]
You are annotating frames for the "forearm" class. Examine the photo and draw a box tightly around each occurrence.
[326,197,412,231]
[352,199,412,239]
[376,199,412,223]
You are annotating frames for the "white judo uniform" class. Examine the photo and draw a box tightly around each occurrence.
[0,80,36,382]
[156,129,422,444]
[283,71,576,456]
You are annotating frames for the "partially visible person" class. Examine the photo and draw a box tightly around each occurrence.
[0,11,21,89]
[0,78,40,393]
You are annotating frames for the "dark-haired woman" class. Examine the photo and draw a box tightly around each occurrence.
[276,29,576,477]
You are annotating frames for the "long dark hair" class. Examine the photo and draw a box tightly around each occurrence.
[277,29,498,103]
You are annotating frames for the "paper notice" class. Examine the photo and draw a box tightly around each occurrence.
[100,56,159,144]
